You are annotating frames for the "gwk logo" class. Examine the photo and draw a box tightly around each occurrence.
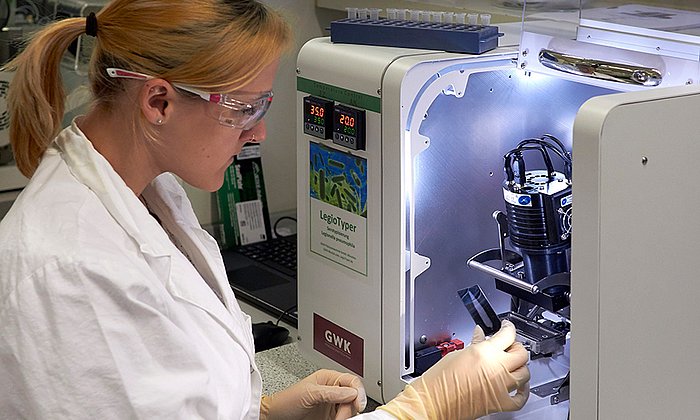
[325,330,351,354]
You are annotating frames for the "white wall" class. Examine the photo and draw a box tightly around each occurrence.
[185,0,343,227]
[260,1,343,215]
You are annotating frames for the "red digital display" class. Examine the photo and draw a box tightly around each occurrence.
[310,105,325,118]
[339,114,355,128]
[304,100,327,124]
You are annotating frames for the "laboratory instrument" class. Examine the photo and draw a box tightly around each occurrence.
[297,2,700,418]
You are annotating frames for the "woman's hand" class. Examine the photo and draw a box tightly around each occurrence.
[260,369,367,420]
[378,320,530,419]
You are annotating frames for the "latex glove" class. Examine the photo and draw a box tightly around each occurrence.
[260,369,367,420]
[378,320,530,420]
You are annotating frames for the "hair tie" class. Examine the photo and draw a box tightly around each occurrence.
[85,12,98,37]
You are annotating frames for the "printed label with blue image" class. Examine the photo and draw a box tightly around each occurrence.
[503,189,533,207]
[561,194,572,207]
[309,142,368,275]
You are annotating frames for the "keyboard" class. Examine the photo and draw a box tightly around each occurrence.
[236,235,297,278]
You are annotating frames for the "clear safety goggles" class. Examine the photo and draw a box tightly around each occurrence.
[106,68,273,130]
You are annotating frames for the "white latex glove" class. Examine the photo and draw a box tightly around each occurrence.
[260,369,367,420]
[378,320,530,420]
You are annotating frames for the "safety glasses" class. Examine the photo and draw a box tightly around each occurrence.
[106,68,273,130]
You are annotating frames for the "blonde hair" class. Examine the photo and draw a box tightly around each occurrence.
[6,0,292,177]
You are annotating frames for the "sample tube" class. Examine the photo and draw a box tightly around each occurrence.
[410,9,421,21]
[443,12,454,24]
[369,8,382,20]
[454,12,466,24]
[432,11,444,23]
[420,11,431,23]
[397,8,408,20]
[346,7,358,19]
[467,13,478,25]
[358,8,369,19]
[480,13,491,25]
[387,8,397,20]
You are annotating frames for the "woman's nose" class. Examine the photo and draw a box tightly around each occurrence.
[241,120,267,143]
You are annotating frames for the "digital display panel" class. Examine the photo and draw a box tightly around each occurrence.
[305,100,327,126]
[303,96,333,139]
[333,104,365,151]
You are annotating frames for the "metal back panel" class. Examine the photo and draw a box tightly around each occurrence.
[412,68,612,347]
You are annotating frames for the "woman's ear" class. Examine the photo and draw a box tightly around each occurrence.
[140,79,173,126]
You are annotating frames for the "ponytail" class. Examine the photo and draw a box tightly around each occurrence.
[5,0,291,178]
[5,18,86,177]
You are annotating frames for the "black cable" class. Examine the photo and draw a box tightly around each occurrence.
[503,153,515,184]
[505,145,555,185]
[515,152,526,186]
[516,139,572,178]
[540,134,573,177]
[541,134,571,160]
[273,216,297,238]
[506,134,573,185]
[275,304,297,326]
[516,138,571,164]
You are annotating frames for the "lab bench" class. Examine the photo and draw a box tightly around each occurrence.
[241,301,381,411]
[257,342,381,412]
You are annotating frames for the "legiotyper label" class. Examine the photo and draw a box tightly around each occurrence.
[309,142,367,275]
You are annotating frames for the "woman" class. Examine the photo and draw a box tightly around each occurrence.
[0,1,529,419]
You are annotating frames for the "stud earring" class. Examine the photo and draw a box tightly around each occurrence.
[156,118,163,125]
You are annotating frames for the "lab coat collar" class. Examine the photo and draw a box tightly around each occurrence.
[53,121,256,361]
[53,121,170,257]
[141,179,255,355]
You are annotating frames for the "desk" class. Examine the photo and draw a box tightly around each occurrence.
[256,342,382,412]
[241,301,381,411]
[256,342,318,394]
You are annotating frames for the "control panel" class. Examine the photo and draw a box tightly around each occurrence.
[332,104,366,150]
[302,95,366,151]
[303,96,334,139]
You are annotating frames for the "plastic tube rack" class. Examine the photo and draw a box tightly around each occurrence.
[329,18,500,54]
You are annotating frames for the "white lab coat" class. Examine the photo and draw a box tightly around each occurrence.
[0,122,262,419]
[0,122,397,420]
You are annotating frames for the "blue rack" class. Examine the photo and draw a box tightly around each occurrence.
[330,18,500,54]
